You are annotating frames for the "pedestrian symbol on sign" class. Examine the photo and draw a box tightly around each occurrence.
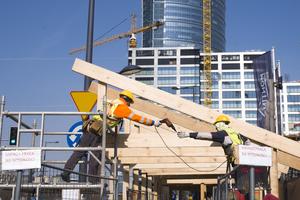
[67,121,83,147]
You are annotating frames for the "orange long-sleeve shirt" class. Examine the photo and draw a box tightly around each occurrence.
[111,98,155,126]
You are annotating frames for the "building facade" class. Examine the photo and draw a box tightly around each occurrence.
[128,47,265,125]
[281,82,300,136]
[142,0,226,52]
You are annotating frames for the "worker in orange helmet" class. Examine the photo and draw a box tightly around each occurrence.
[177,114,249,165]
[61,90,167,182]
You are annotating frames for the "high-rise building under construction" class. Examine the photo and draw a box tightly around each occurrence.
[142,0,225,51]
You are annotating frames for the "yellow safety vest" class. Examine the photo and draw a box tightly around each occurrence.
[223,127,243,163]
[92,99,123,128]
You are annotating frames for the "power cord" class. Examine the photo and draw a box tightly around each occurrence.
[154,126,227,172]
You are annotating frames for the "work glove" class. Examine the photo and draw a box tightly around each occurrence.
[153,120,162,127]
[177,132,190,138]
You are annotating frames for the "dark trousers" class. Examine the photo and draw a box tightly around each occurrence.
[64,132,102,177]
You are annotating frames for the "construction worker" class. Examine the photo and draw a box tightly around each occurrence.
[177,114,247,165]
[61,90,166,182]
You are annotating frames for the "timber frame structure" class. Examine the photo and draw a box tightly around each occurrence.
[72,58,300,199]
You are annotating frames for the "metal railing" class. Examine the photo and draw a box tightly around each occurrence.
[0,95,120,199]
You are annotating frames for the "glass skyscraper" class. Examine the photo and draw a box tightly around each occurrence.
[142,0,226,52]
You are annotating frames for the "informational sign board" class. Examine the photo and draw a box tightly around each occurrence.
[67,121,83,147]
[1,150,41,170]
[234,145,272,167]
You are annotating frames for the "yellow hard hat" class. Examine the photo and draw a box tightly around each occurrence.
[120,90,134,103]
[214,114,230,125]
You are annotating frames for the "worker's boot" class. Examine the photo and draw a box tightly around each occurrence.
[60,171,70,182]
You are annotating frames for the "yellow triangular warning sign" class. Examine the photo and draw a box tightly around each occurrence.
[70,91,97,120]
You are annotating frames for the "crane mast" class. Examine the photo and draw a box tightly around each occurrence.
[202,0,212,107]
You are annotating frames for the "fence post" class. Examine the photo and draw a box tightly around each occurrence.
[14,170,22,200]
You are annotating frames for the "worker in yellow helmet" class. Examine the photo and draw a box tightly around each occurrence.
[61,90,169,182]
[177,114,248,165]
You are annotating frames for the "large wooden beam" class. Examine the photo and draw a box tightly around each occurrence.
[72,59,300,157]
[89,81,215,132]
[277,150,300,171]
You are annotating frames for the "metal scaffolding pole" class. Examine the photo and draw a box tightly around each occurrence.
[100,95,108,199]
[0,96,5,146]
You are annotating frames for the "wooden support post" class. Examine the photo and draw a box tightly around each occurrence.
[122,167,129,200]
[270,150,279,197]
[200,183,207,200]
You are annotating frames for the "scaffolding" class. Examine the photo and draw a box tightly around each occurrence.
[0,96,119,200]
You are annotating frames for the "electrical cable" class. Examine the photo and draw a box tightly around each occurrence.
[94,16,129,41]
[154,126,227,172]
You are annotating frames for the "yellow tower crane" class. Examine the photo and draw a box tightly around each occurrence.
[202,0,212,106]
[69,15,164,55]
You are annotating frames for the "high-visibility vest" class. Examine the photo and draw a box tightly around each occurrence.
[92,99,123,128]
[223,127,243,145]
[223,127,243,162]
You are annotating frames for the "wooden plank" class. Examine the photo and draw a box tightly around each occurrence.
[277,150,300,171]
[89,81,215,132]
[167,179,218,185]
[115,156,226,164]
[73,59,300,158]
[106,147,225,157]
[144,168,226,175]
[134,162,227,169]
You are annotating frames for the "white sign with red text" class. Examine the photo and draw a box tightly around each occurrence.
[1,150,41,170]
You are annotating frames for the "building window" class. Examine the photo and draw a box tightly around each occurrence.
[200,55,218,61]
[128,51,132,57]
[199,64,218,70]
[181,87,200,95]
[180,67,199,75]
[158,87,177,94]
[288,114,300,122]
[135,77,154,85]
[222,64,240,70]
[287,95,300,102]
[223,110,242,118]
[244,63,254,69]
[200,91,218,99]
[181,57,200,64]
[287,86,300,93]
[200,81,219,89]
[222,101,241,109]
[180,49,199,56]
[222,81,241,89]
[244,81,255,89]
[245,91,256,98]
[136,50,154,57]
[244,72,254,79]
[136,59,154,65]
[243,55,260,61]
[158,67,177,75]
[136,68,154,76]
[158,49,177,56]
[245,101,257,108]
[222,72,240,80]
[157,77,176,85]
[221,55,240,61]
[180,77,199,84]
[222,91,241,99]
[245,110,257,118]
[288,105,300,112]
[158,58,177,65]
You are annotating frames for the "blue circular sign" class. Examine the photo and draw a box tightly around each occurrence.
[67,121,83,147]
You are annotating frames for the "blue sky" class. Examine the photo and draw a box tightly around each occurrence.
[0,1,299,147]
